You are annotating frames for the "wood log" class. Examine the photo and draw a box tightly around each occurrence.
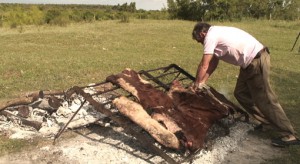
[113,96,180,150]
[0,110,42,130]
[25,90,65,98]
[0,90,64,113]
[0,97,36,112]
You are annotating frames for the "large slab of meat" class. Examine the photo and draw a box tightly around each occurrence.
[107,69,241,152]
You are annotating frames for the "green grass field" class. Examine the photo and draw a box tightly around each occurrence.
[0,19,300,162]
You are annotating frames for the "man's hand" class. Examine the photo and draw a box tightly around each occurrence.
[196,82,210,90]
[190,82,210,92]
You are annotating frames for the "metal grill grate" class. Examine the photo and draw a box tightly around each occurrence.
[59,64,197,164]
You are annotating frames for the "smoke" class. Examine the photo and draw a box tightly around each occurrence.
[218,85,230,99]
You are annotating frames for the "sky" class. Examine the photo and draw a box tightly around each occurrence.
[0,0,168,10]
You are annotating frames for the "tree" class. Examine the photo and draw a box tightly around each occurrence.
[44,9,70,26]
[247,0,269,19]
[188,0,206,21]
[28,5,44,25]
[167,0,178,19]
[83,11,95,22]
[113,2,136,12]
[271,0,299,20]
[202,0,231,21]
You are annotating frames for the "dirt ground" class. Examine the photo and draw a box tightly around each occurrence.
[0,121,285,164]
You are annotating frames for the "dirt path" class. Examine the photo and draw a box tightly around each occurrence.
[223,134,282,164]
[0,122,284,164]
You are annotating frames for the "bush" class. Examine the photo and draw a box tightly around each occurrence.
[10,22,18,29]
[45,9,70,26]
[83,11,95,22]
[119,13,130,23]
[50,16,70,26]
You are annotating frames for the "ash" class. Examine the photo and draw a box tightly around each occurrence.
[191,122,253,163]
[1,85,279,164]
[0,86,112,139]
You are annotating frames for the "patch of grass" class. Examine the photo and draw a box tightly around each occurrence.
[264,146,300,164]
[0,19,299,162]
[0,135,33,156]
[0,129,77,157]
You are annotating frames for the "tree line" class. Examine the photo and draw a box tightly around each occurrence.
[0,3,168,28]
[0,1,299,28]
[167,0,299,21]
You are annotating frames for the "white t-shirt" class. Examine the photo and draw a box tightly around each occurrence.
[203,26,264,68]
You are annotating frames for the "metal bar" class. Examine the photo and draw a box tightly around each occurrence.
[141,64,200,162]
[140,64,195,92]
[164,77,191,87]
[176,77,191,82]
[291,32,300,51]
[53,99,87,143]
[139,70,170,90]
[179,148,202,163]
[78,81,109,89]
[170,72,182,83]
[170,64,195,81]
[66,86,178,164]
[140,64,173,73]
[91,86,121,96]
[153,70,180,79]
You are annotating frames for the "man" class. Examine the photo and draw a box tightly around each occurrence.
[192,22,299,147]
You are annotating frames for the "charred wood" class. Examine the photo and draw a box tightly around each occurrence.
[17,106,30,118]
[0,110,42,130]
[0,90,64,112]
[0,97,37,112]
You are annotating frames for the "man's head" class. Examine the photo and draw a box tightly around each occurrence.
[192,22,211,44]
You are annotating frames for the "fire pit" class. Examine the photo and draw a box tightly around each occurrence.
[0,64,248,163]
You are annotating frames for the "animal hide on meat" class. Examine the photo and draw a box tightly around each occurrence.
[107,69,238,152]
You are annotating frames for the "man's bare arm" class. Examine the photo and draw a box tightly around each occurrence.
[195,54,219,85]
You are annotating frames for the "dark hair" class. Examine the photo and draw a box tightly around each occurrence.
[192,22,211,41]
